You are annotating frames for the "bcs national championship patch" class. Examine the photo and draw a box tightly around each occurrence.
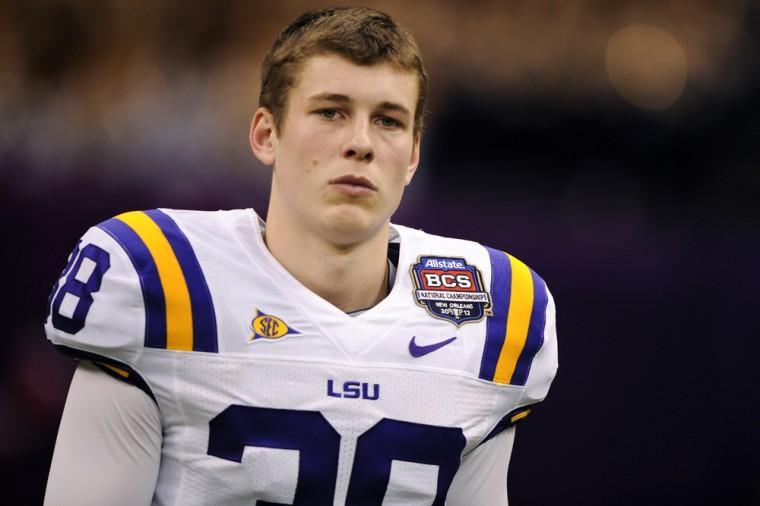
[411,256,492,326]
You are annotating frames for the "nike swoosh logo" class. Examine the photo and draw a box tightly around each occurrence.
[409,336,457,358]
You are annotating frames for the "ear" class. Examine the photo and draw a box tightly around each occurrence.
[404,134,421,185]
[249,107,277,166]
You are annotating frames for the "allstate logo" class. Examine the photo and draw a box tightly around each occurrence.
[249,309,299,342]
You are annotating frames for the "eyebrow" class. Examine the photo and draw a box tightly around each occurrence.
[308,93,411,117]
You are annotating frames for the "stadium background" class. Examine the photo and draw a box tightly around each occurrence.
[1,0,758,504]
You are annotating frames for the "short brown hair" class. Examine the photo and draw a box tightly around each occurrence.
[259,7,428,136]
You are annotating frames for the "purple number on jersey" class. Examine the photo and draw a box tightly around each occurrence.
[50,243,111,334]
[207,405,466,505]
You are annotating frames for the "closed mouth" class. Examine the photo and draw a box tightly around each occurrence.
[329,175,377,191]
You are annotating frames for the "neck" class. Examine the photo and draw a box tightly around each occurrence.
[263,206,389,314]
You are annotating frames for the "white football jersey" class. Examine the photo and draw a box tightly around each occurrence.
[45,208,557,506]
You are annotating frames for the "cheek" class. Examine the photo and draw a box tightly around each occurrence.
[276,129,328,179]
[299,135,333,169]
[380,139,414,183]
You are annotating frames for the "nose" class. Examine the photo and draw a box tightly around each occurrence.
[342,119,374,163]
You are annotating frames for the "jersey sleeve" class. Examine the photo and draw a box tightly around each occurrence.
[44,221,147,377]
[520,286,558,406]
[478,247,559,432]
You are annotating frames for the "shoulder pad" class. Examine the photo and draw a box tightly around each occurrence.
[477,247,557,400]
[396,226,558,400]
[44,209,219,366]
[45,223,146,367]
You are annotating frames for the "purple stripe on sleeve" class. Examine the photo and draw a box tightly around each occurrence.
[509,269,548,386]
[145,209,218,353]
[479,247,512,381]
[97,217,167,349]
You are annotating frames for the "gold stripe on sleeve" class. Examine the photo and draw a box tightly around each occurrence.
[493,253,535,384]
[116,211,194,351]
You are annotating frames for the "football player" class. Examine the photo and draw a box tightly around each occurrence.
[44,7,557,505]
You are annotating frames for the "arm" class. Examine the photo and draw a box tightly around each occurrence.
[446,264,559,505]
[446,427,516,506]
[44,361,162,506]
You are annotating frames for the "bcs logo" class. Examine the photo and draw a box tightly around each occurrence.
[248,309,299,342]
[421,272,474,289]
[411,256,492,326]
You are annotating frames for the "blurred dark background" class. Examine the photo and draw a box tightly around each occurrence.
[2,0,758,504]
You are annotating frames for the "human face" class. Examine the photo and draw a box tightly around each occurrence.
[252,54,420,246]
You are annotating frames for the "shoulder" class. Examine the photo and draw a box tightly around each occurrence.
[44,208,245,365]
[394,224,552,316]
[96,208,248,251]
[394,223,547,283]
[395,223,557,392]
[45,217,146,368]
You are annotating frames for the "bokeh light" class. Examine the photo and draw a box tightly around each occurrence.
[606,24,688,110]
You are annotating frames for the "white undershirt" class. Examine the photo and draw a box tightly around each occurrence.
[45,362,516,505]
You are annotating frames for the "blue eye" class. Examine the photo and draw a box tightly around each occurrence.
[378,117,402,128]
[318,109,338,119]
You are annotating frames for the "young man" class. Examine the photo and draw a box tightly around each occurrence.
[44,7,557,505]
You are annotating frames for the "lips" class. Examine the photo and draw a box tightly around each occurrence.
[329,175,378,196]
[330,175,377,190]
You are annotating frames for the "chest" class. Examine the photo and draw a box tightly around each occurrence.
[143,352,516,506]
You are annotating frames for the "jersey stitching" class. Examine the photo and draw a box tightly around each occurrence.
[139,346,526,390]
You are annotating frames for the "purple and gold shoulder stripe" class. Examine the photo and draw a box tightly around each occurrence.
[97,210,218,353]
[479,247,548,386]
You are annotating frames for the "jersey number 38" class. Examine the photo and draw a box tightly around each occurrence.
[208,405,466,505]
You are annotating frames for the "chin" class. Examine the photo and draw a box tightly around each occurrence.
[321,205,385,246]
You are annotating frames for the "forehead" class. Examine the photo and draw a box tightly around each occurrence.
[289,53,418,110]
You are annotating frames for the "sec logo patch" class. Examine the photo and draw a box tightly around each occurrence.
[249,309,299,342]
[410,256,492,326]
